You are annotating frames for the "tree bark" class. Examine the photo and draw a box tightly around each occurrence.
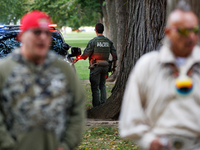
[102,3,110,38]
[106,0,129,82]
[87,0,167,119]
[115,0,129,68]
[105,0,117,49]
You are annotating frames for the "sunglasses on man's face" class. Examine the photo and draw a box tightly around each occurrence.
[176,26,200,36]
[31,29,52,37]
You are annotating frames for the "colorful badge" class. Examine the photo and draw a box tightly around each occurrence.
[175,76,193,95]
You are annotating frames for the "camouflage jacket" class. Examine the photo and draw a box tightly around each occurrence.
[0,48,85,150]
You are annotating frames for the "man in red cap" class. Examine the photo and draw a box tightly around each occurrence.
[18,10,53,64]
[0,10,85,150]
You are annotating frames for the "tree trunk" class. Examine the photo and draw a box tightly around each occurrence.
[115,0,129,69]
[87,0,167,119]
[98,0,105,22]
[102,3,110,38]
[105,0,117,49]
[106,0,129,82]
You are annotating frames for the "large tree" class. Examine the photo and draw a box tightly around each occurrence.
[105,0,117,49]
[106,0,129,81]
[88,0,167,119]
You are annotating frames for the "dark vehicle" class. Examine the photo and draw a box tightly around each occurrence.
[0,25,81,69]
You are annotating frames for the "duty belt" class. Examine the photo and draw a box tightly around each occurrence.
[88,60,109,69]
[95,60,109,66]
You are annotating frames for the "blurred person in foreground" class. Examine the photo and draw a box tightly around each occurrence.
[74,23,117,107]
[119,3,200,150]
[0,10,85,150]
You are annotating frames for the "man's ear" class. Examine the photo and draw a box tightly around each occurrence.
[16,32,22,42]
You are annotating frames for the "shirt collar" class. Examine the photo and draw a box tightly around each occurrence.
[10,48,57,71]
[159,45,200,65]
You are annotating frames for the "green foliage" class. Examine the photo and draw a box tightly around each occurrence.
[0,0,29,24]
[0,0,104,29]
[75,126,139,150]
[30,0,103,29]
[77,0,103,27]
[30,0,71,27]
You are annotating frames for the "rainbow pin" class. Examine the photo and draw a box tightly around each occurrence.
[175,76,193,95]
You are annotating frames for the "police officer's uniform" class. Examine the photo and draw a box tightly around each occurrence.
[81,35,117,107]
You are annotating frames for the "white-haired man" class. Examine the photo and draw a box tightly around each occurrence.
[119,4,200,150]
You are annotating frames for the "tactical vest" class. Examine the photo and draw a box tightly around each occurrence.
[91,38,110,60]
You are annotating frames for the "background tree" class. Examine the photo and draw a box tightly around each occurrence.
[0,0,103,29]
[77,0,103,26]
[105,0,117,49]
[0,0,29,24]
[88,0,167,119]
[106,0,129,81]
[31,0,103,29]
[115,0,129,76]
[30,0,75,28]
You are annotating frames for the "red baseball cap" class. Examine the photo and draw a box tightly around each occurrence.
[18,10,52,40]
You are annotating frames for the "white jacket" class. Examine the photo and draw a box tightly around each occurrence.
[119,45,200,149]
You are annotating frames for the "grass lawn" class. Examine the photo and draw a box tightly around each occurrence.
[74,59,90,80]
[75,126,139,150]
[63,32,96,80]
[62,31,139,149]
[63,31,96,49]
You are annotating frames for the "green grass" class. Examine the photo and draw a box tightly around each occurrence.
[63,32,96,80]
[75,126,139,150]
[63,32,96,49]
[74,59,90,80]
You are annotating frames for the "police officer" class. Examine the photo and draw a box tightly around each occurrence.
[75,23,117,107]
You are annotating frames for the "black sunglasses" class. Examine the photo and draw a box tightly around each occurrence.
[31,29,52,37]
